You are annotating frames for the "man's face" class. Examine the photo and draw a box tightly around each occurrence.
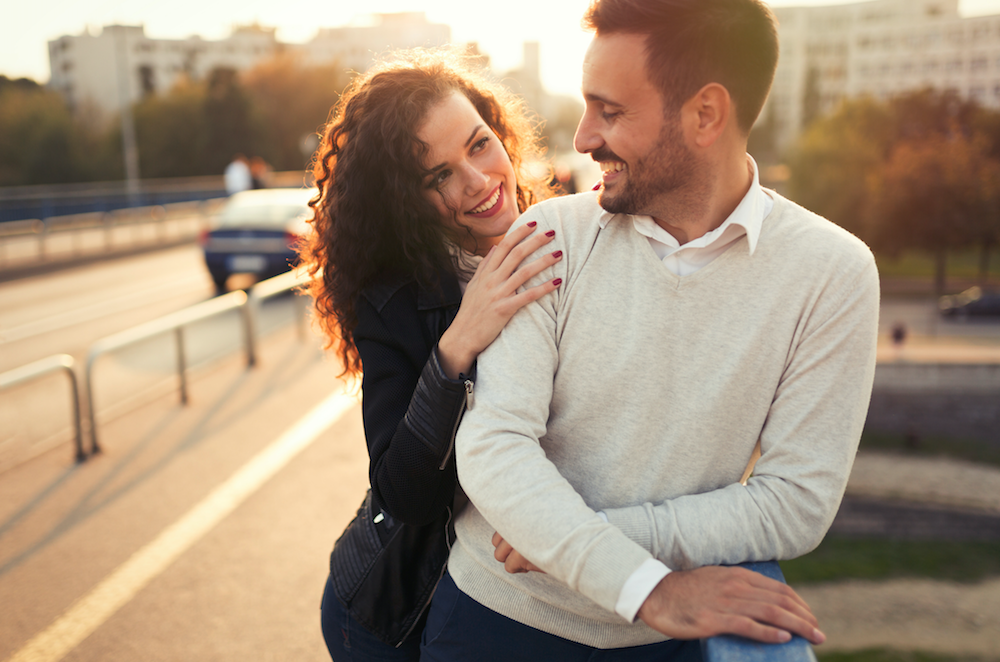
[574,32,696,217]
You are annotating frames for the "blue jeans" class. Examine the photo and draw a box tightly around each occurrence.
[320,574,421,662]
[420,572,703,662]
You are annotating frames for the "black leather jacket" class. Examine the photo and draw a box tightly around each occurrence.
[355,270,471,524]
[328,269,472,646]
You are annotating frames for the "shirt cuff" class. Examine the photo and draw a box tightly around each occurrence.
[615,558,671,623]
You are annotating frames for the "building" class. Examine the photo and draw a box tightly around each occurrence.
[765,0,1000,152]
[301,12,451,74]
[48,24,280,117]
[47,13,450,122]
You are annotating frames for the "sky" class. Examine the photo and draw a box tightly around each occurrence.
[4,0,1000,98]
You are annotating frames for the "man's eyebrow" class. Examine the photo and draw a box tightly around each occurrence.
[426,125,486,175]
[583,92,622,108]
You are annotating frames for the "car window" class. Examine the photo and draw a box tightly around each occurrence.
[215,189,315,229]
[217,203,310,228]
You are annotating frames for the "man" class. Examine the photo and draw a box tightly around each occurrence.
[224,153,251,195]
[420,0,879,659]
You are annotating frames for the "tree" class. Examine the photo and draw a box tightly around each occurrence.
[868,134,996,296]
[242,53,351,172]
[787,96,894,240]
[203,67,261,175]
[0,85,117,185]
[133,79,210,178]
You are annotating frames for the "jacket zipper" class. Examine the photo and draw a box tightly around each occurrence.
[439,379,474,470]
[395,505,454,647]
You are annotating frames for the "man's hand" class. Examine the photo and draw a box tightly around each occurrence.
[637,566,826,646]
[491,532,545,574]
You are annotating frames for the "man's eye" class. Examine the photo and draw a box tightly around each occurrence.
[601,110,621,121]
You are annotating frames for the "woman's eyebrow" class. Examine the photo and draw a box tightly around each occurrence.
[426,125,487,174]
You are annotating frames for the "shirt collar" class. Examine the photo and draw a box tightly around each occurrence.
[598,154,770,255]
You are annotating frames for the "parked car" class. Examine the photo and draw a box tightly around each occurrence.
[200,188,315,293]
[938,286,1000,317]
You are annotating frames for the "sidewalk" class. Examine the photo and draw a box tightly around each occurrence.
[848,451,1000,514]
[803,452,1000,656]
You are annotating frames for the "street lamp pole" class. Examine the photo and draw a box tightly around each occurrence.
[113,26,141,207]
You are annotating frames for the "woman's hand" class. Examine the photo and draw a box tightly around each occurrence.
[437,222,563,379]
[492,531,545,574]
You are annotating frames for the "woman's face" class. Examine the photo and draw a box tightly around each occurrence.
[417,91,518,256]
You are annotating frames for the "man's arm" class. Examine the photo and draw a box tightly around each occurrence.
[598,257,880,570]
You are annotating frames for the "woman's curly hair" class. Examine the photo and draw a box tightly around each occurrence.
[299,48,551,376]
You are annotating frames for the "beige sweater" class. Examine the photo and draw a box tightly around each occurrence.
[450,190,880,648]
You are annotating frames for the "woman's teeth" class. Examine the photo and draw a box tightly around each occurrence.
[601,162,626,173]
[470,187,501,214]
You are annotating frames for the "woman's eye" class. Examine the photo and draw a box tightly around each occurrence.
[434,170,451,186]
[471,136,490,153]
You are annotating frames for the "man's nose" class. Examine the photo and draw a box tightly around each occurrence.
[573,112,601,155]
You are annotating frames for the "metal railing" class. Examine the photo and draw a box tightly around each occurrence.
[1,269,312,468]
[0,199,222,272]
[0,354,85,463]
[84,269,311,454]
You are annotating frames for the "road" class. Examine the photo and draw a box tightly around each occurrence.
[0,246,310,470]
[1,247,361,661]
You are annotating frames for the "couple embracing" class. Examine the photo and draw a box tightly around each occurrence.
[300,0,879,660]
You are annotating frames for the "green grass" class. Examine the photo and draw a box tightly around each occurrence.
[859,431,1000,468]
[818,649,999,662]
[875,248,1000,282]
[780,537,1000,585]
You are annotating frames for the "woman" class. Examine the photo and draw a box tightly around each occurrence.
[299,49,563,661]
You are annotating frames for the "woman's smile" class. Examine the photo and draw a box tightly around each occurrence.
[418,91,518,255]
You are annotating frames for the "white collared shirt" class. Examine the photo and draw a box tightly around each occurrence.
[598,155,773,277]
[600,154,775,622]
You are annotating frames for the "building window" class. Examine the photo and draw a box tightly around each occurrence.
[139,65,156,97]
[946,59,963,73]
[971,86,986,101]
[972,57,988,73]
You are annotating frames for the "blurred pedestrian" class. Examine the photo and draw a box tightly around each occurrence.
[892,322,907,346]
[298,48,557,662]
[250,156,271,189]
[224,154,251,195]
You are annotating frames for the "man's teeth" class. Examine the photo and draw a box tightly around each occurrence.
[470,187,501,214]
[601,162,626,173]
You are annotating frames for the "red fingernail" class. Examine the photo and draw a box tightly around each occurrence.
[552,250,563,258]
[553,278,563,286]
[545,230,555,237]
[527,221,537,227]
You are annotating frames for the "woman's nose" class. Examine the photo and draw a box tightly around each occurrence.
[463,164,490,194]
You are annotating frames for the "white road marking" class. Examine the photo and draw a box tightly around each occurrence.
[5,390,355,662]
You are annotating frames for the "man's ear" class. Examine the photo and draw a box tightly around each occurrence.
[682,83,731,149]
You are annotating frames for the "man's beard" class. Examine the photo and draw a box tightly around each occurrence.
[594,117,694,217]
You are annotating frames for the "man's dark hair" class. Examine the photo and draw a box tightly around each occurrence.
[583,0,779,134]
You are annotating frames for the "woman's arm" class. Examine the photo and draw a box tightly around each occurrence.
[356,292,466,526]
[358,222,565,526]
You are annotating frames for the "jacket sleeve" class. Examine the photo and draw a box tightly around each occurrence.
[354,293,471,526]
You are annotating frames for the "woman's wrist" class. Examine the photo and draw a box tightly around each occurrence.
[437,328,477,380]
